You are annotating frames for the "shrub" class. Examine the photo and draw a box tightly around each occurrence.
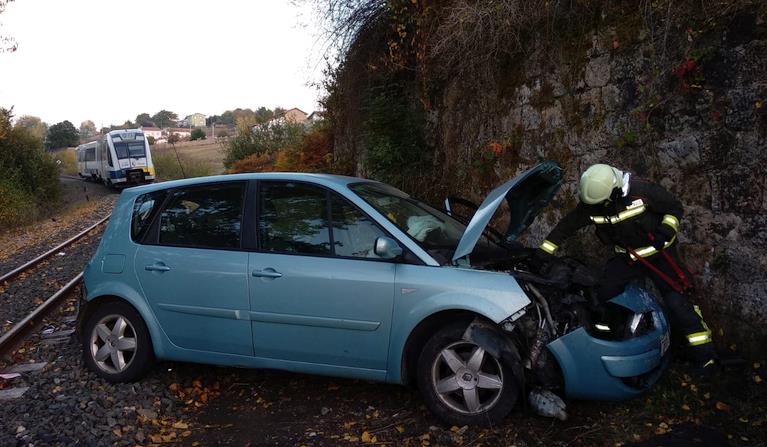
[362,82,430,192]
[0,108,60,230]
[191,128,206,141]
[224,120,306,168]
[228,153,276,173]
[55,149,78,175]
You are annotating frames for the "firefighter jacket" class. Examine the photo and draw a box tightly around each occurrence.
[539,175,683,260]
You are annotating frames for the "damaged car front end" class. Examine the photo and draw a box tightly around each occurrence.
[449,161,671,417]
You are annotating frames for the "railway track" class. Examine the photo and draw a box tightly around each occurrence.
[0,214,111,358]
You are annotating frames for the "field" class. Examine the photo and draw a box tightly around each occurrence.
[151,139,226,180]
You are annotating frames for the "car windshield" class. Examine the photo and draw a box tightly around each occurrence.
[113,142,146,159]
[351,183,497,264]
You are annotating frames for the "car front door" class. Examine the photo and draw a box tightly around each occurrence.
[134,181,253,356]
[248,181,396,372]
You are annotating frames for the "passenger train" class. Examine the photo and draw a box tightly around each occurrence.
[76,129,155,188]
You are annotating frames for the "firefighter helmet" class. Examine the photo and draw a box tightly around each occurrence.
[578,164,623,205]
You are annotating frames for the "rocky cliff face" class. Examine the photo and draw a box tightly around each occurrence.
[425,10,766,356]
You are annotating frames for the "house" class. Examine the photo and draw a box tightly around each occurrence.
[183,113,206,128]
[141,127,163,140]
[307,111,325,123]
[281,108,308,123]
[167,128,192,139]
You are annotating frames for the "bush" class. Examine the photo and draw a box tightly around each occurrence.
[224,120,306,168]
[55,149,78,175]
[228,153,276,173]
[362,83,430,191]
[0,108,60,230]
[153,152,213,180]
[191,128,206,141]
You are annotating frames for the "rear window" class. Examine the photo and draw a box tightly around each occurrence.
[131,190,167,242]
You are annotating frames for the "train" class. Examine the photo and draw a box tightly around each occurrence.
[76,129,155,188]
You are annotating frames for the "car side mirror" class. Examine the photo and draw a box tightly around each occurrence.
[374,236,403,259]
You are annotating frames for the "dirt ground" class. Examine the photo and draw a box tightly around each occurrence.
[173,358,766,447]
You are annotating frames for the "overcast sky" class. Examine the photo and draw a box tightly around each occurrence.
[0,0,325,128]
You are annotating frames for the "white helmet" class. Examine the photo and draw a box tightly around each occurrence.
[578,164,623,204]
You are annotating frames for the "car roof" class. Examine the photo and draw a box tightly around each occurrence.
[121,173,378,197]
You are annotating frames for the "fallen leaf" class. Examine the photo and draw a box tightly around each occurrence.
[682,404,691,411]
[754,362,761,369]
[172,422,189,429]
[149,434,163,443]
[112,428,122,437]
[715,401,731,412]
[450,426,460,433]
[395,425,405,433]
[754,375,762,384]
[362,431,371,443]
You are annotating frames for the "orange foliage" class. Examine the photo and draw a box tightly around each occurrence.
[227,126,334,174]
[228,153,276,173]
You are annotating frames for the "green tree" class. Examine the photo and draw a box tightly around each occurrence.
[79,120,96,140]
[254,107,274,124]
[151,110,178,128]
[135,113,153,127]
[46,120,79,149]
[190,128,206,141]
[14,115,48,141]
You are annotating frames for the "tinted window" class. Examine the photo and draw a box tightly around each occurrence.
[159,183,245,249]
[331,194,386,258]
[131,190,167,241]
[258,182,331,255]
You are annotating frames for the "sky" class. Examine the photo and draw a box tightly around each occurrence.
[0,0,327,128]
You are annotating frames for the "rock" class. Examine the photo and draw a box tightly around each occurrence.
[136,408,158,420]
[585,55,611,88]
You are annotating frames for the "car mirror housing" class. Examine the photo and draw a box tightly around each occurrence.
[374,237,403,259]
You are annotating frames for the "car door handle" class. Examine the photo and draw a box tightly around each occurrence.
[145,263,171,272]
[252,268,282,279]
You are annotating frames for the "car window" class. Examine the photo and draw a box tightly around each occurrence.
[258,182,331,255]
[158,183,245,249]
[330,193,387,258]
[131,190,167,242]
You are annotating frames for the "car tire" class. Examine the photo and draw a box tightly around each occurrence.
[417,321,519,426]
[82,301,154,382]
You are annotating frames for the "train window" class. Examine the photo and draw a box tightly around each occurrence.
[158,183,245,249]
[86,147,96,161]
[131,190,167,242]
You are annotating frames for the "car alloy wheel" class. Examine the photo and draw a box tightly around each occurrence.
[431,341,504,414]
[89,314,137,374]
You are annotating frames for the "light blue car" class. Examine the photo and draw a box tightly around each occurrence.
[79,161,670,425]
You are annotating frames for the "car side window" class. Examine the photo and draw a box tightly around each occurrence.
[330,193,387,258]
[131,190,167,242]
[258,182,331,255]
[158,183,245,249]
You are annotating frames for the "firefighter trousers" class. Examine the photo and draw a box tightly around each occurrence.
[595,245,715,363]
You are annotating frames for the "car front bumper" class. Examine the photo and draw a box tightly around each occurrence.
[546,284,670,400]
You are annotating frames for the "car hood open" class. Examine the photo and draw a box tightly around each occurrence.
[451,161,563,263]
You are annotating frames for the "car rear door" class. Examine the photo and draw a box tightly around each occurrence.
[134,181,253,356]
[247,181,396,372]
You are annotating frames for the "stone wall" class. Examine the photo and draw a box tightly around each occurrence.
[424,10,767,357]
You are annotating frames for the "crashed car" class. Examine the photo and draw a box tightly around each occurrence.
[79,161,670,425]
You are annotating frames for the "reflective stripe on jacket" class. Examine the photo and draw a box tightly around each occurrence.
[539,176,683,257]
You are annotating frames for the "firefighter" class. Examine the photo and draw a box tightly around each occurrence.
[537,163,717,374]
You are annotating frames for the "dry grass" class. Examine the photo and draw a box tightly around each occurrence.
[151,140,226,175]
